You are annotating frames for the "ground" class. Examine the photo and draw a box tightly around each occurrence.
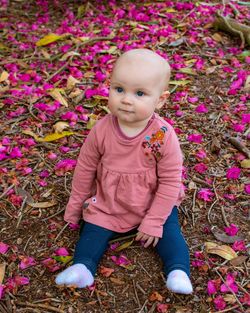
[0,1,249,313]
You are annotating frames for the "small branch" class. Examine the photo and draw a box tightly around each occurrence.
[228,137,250,159]
[193,177,212,187]
[54,222,69,241]
[191,188,197,227]
[16,301,65,313]
[215,269,244,312]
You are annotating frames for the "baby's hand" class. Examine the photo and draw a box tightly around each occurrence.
[135,231,159,248]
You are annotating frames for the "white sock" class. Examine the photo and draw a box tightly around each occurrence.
[166,269,193,294]
[55,263,94,288]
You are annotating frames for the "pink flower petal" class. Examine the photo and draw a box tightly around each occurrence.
[0,285,5,300]
[19,256,36,270]
[55,247,69,256]
[226,167,241,180]
[224,224,239,236]
[0,242,9,254]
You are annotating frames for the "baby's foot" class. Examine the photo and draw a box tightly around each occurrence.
[55,263,94,288]
[166,269,193,294]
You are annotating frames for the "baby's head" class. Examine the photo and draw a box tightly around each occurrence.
[108,49,171,126]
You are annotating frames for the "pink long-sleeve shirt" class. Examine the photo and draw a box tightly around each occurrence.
[64,113,185,238]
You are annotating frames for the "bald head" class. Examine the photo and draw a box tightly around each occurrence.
[113,49,171,92]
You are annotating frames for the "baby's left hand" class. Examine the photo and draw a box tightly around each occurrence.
[135,231,159,248]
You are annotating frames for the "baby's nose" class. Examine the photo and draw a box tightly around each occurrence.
[121,94,133,105]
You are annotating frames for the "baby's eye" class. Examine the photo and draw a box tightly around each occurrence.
[115,87,123,93]
[136,90,144,97]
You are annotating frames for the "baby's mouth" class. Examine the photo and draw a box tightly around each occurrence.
[119,109,134,113]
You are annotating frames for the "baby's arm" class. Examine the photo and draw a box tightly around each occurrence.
[138,128,183,238]
[64,127,101,225]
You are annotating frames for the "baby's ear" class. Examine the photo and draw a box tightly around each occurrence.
[156,90,170,109]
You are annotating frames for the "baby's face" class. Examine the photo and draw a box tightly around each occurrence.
[108,52,170,127]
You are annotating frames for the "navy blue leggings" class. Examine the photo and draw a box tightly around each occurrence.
[73,206,190,277]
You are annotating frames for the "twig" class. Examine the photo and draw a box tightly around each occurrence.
[132,280,141,307]
[191,188,197,226]
[42,208,65,221]
[207,199,219,224]
[0,184,15,199]
[16,196,27,228]
[228,137,250,159]
[23,236,32,252]
[54,222,69,241]
[16,302,64,313]
[179,7,196,23]
[137,261,152,278]
[138,299,148,313]
[192,177,212,187]
[210,304,242,313]
[213,179,229,227]
[215,269,244,311]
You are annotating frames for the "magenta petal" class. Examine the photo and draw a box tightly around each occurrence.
[0,285,5,299]
[54,247,69,256]
[207,281,217,295]
[14,276,30,286]
[0,242,9,254]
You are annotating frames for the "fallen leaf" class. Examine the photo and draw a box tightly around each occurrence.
[168,37,186,47]
[87,114,98,130]
[52,256,73,264]
[240,159,250,169]
[212,33,223,42]
[244,75,250,91]
[0,263,6,284]
[179,67,197,75]
[48,88,69,107]
[210,137,221,154]
[110,277,125,285]
[205,243,238,260]
[115,239,134,252]
[230,255,248,266]
[169,80,191,86]
[66,75,80,90]
[36,33,65,46]
[0,71,9,83]
[149,291,163,302]
[53,121,70,134]
[223,294,237,304]
[22,130,74,142]
[211,227,243,243]
[99,266,114,277]
[28,200,57,208]
[60,51,80,62]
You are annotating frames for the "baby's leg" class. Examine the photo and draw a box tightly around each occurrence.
[55,222,114,288]
[156,206,193,294]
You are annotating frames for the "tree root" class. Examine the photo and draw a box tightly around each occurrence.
[213,11,250,48]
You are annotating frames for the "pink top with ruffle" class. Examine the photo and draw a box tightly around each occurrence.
[64,113,184,238]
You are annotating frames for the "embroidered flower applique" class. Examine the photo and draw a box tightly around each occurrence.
[142,126,167,161]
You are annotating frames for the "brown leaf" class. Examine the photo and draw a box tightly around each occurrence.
[0,71,9,83]
[110,277,125,285]
[211,227,243,243]
[210,137,221,154]
[48,88,68,107]
[230,255,248,266]
[205,243,238,260]
[0,263,6,284]
[53,121,70,134]
[149,291,163,302]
